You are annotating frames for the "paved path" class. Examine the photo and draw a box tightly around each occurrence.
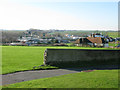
[2,69,82,85]
[2,65,118,85]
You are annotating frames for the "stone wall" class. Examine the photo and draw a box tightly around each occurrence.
[44,49,120,67]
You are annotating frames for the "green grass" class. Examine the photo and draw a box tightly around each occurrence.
[2,46,45,74]
[2,69,118,88]
[1,46,119,74]
[108,32,118,38]
[109,42,119,47]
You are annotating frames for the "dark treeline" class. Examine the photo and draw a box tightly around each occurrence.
[1,30,25,43]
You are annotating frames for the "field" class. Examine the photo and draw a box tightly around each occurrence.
[2,46,118,74]
[3,69,118,88]
[2,46,120,74]
[108,32,119,38]
[1,46,119,88]
[2,46,45,74]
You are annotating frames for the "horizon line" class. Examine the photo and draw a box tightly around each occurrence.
[0,29,118,31]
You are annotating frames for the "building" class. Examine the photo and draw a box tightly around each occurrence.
[75,33,109,47]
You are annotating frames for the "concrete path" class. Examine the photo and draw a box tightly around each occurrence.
[2,65,118,85]
[2,69,82,85]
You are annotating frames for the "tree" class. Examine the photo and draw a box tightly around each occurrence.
[54,39,59,43]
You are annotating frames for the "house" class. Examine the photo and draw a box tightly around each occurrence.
[61,40,70,43]
[75,33,109,47]
[87,37,107,47]
[9,41,27,46]
[107,37,115,42]
[116,37,120,41]
[88,33,104,38]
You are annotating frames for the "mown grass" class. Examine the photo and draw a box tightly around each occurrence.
[2,46,45,74]
[108,32,118,38]
[1,46,119,74]
[2,69,118,88]
[109,42,119,47]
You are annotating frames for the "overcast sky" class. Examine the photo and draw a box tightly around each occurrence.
[0,0,118,30]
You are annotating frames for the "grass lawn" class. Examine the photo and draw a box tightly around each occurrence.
[1,46,119,74]
[109,42,119,47]
[2,46,45,74]
[108,32,118,38]
[2,69,118,88]
[2,46,119,74]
